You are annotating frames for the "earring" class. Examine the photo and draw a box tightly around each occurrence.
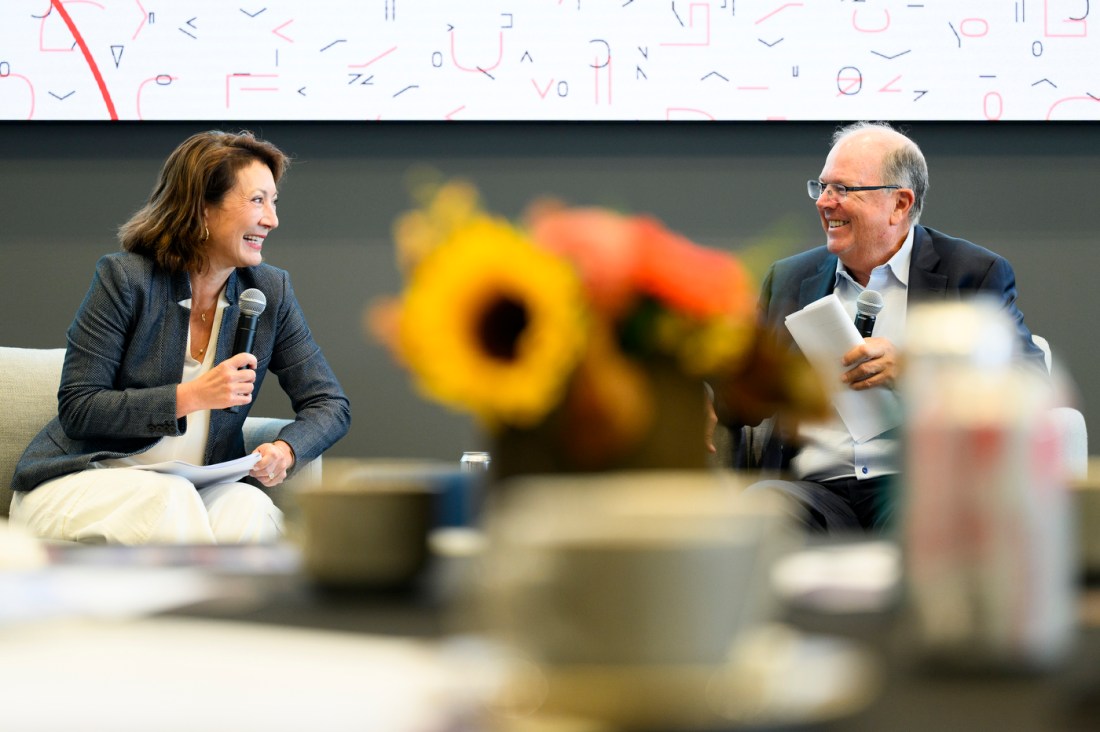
[202,225,209,241]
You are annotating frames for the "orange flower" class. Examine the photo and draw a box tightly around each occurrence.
[633,217,756,320]
[526,205,641,319]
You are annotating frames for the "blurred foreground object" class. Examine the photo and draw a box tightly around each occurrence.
[291,458,462,588]
[0,519,48,571]
[903,298,1077,671]
[370,179,766,475]
[474,471,878,730]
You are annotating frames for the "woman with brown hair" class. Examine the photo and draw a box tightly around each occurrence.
[9,130,350,543]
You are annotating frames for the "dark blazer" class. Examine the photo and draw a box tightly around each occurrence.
[13,252,351,492]
[734,225,1045,470]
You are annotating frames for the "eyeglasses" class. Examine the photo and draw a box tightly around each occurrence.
[807,180,901,201]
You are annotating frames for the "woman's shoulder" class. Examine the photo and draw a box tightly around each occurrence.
[96,251,157,277]
[234,263,295,307]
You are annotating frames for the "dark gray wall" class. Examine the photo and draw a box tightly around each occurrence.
[1,122,1096,461]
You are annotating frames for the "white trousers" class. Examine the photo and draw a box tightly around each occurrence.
[10,469,284,545]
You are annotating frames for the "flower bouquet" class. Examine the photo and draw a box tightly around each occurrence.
[370,179,824,477]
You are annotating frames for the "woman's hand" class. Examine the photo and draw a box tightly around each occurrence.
[176,353,258,417]
[250,439,296,487]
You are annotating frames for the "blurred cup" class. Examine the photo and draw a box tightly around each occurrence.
[292,458,448,588]
[479,471,792,726]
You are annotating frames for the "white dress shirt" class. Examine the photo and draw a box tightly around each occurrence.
[792,226,914,482]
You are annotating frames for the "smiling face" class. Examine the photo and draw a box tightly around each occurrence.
[816,129,913,283]
[203,159,279,274]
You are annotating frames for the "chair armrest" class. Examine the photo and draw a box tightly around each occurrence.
[1050,407,1088,480]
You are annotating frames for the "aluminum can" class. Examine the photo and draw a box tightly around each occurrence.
[460,451,491,473]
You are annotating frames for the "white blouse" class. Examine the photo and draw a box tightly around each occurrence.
[96,290,230,469]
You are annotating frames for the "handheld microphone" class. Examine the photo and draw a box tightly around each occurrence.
[232,288,267,358]
[855,289,884,338]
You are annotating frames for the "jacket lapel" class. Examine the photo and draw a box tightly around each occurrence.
[907,225,948,301]
[799,253,839,307]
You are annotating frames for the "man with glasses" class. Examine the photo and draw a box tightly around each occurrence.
[722,121,1045,532]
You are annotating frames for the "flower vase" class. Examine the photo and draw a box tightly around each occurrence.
[490,357,708,482]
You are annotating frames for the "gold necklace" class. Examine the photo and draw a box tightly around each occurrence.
[195,306,215,357]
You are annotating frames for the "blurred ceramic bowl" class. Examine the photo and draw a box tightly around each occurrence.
[292,458,452,587]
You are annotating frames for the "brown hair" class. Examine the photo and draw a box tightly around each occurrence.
[119,130,290,273]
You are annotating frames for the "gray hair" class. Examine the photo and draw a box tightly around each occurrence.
[831,121,928,225]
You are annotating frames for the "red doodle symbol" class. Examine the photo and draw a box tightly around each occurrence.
[445,105,466,120]
[660,3,711,46]
[40,0,103,52]
[136,73,177,120]
[1044,0,1088,37]
[836,67,863,96]
[0,70,36,120]
[450,30,504,72]
[1046,95,1100,119]
[852,8,890,33]
[594,55,612,105]
[755,2,805,25]
[959,18,990,37]
[225,73,279,109]
[666,107,715,120]
[272,19,295,43]
[984,91,1004,120]
[48,0,118,120]
[532,78,554,99]
[879,75,903,93]
[348,46,397,68]
[132,0,147,41]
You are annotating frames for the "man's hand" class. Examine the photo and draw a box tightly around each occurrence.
[841,337,900,390]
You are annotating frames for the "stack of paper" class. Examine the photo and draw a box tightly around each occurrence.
[784,294,902,443]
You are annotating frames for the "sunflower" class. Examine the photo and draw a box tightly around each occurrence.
[397,216,588,428]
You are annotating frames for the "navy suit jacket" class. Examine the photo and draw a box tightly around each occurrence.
[13,252,351,492]
[736,225,1044,470]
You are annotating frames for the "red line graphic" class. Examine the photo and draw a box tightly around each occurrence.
[51,0,117,119]
[532,78,554,98]
[136,74,176,120]
[879,74,903,93]
[349,46,397,68]
[756,3,805,25]
[39,0,103,52]
[0,73,36,119]
[660,4,711,47]
[272,19,295,43]
[450,30,505,72]
[133,0,147,40]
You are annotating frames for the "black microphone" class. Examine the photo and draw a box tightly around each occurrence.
[232,288,267,358]
[855,289,884,338]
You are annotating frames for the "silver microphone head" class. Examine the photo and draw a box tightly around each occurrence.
[239,288,267,317]
[856,289,884,317]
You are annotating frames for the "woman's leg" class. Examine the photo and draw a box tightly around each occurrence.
[10,470,216,544]
[198,482,284,544]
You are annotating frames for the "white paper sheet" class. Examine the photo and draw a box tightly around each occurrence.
[129,453,261,488]
[784,294,902,443]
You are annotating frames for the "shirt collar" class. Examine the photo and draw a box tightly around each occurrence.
[834,225,915,288]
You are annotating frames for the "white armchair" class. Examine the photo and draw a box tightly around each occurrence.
[1031,335,1088,479]
[0,346,319,519]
